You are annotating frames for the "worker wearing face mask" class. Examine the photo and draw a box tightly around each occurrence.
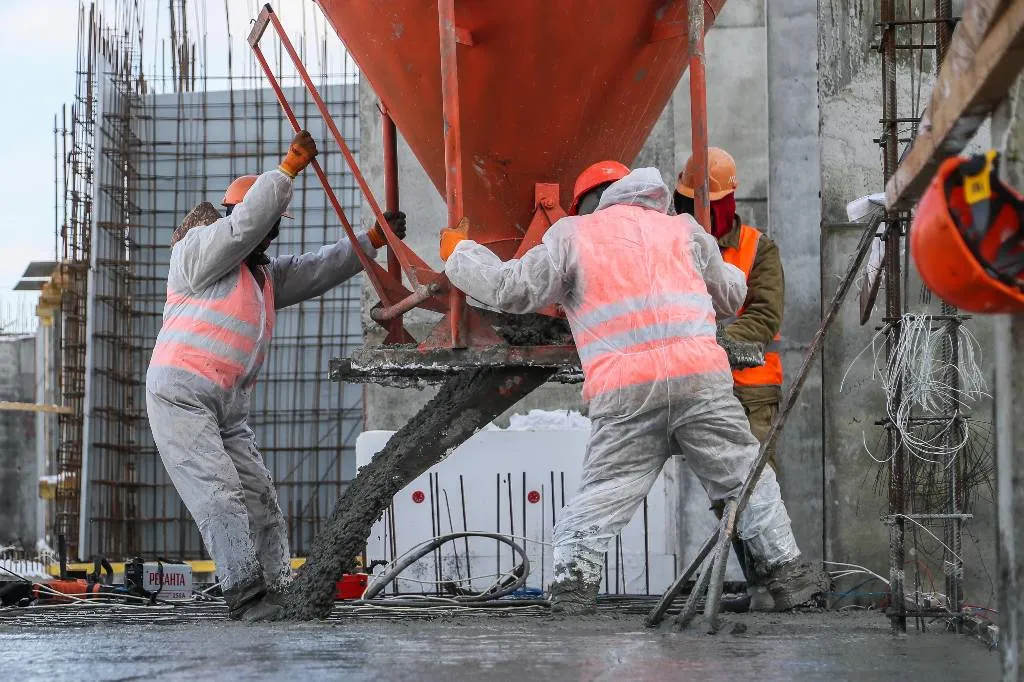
[440,163,825,616]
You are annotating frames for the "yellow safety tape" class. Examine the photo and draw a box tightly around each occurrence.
[44,556,328,577]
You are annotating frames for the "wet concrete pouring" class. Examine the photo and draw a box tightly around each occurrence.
[0,604,998,680]
[286,366,553,619]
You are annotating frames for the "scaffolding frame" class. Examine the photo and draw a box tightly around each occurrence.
[54,0,367,561]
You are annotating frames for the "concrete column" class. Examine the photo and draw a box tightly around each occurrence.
[0,336,38,548]
[766,0,822,559]
[672,0,769,227]
[994,315,1024,678]
[994,78,1024,681]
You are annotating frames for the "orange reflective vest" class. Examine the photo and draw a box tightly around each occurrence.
[151,264,276,391]
[570,205,729,400]
[720,225,783,387]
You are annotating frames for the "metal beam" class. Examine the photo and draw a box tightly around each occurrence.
[0,401,73,415]
[886,0,1024,208]
[331,345,582,387]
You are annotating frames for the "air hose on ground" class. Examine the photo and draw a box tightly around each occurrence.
[362,532,531,603]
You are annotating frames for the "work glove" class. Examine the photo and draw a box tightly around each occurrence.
[368,210,407,249]
[716,322,766,370]
[439,217,470,261]
[278,130,318,179]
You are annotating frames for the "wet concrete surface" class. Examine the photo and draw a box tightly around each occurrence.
[0,609,999,681]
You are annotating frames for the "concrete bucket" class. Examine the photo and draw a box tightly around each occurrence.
[250,1,725,353]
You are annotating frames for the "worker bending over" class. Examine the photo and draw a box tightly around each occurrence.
[146,130,405,621]
[441,163,823,615]
[676,147,787,610]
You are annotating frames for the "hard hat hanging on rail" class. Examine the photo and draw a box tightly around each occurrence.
[910,150,1024,314]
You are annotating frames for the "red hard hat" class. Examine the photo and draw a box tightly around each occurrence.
[910,150,1024,313]
[222,174,292,218]
[570,160,630,215]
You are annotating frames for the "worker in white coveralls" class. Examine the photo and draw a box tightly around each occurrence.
[441,164,827,615]
[146,130,405,621]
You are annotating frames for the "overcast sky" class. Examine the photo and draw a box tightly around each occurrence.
[0,0,77,329]
[0,0,347,332]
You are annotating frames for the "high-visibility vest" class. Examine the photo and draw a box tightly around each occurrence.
[720,224,783,387]
[568,205,729,400]
[151,264,276,391]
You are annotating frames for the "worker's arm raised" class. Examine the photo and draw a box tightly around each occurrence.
[175,171,293,291]
[685,216,747,317]
[444,223,572,315]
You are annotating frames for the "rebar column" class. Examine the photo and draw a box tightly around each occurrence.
[934,0,964,627]
[880,0,907,634]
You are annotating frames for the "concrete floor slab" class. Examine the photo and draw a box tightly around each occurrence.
[0,608,998,681]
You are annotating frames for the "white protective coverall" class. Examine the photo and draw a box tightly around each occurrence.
[146,169,376,597]
[444,168,800,594]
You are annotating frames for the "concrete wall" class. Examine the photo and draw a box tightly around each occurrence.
[0,335,38,548]
[818,0,996,605]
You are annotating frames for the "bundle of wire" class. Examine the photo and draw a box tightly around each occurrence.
[845,313,988,466]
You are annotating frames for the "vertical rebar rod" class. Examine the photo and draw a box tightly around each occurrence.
[881,0,906,634]
[933,0,964,627]
[438,0,466,347]
[688,0,711,232]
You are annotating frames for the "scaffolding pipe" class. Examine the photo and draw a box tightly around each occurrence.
[687,0,711,232]
[371,284,444,323]
[438,0,466,348]
[381,109,406,339]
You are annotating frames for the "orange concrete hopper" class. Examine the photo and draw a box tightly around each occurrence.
[316,0,726,258]
[249,1,724,361]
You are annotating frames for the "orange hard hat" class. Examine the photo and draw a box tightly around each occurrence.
[570,160,630,215]
[222,174,292,218]
[910,150,1024,314]
[676,147,738,201]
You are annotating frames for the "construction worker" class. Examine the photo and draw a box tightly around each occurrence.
[675,147,785,611]
[675,147,784,469]
[440,163,825,615]
[145,130,405,621]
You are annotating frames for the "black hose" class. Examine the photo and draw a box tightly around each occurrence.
[362,532,530,603]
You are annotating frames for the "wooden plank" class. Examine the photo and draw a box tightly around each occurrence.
[886,0,1024,208]
[0,401,74,415]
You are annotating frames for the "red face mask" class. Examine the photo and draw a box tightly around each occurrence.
[709,193,737,239]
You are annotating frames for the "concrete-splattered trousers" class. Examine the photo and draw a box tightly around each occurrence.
[551,376,800,591]
[146,379,291,594]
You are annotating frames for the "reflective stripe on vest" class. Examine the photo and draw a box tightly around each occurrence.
[720,224,783,387]
[151,264,275,390]
[568,206,730,400]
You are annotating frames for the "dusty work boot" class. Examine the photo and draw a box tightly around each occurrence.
[549,579,600,616]
[765,559,830,611]
[548,562,600,616]
[236,591,286,622]
[223,577,283,622]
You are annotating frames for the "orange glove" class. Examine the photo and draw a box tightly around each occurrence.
[279,130,318,179]
[439,217,470,261]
